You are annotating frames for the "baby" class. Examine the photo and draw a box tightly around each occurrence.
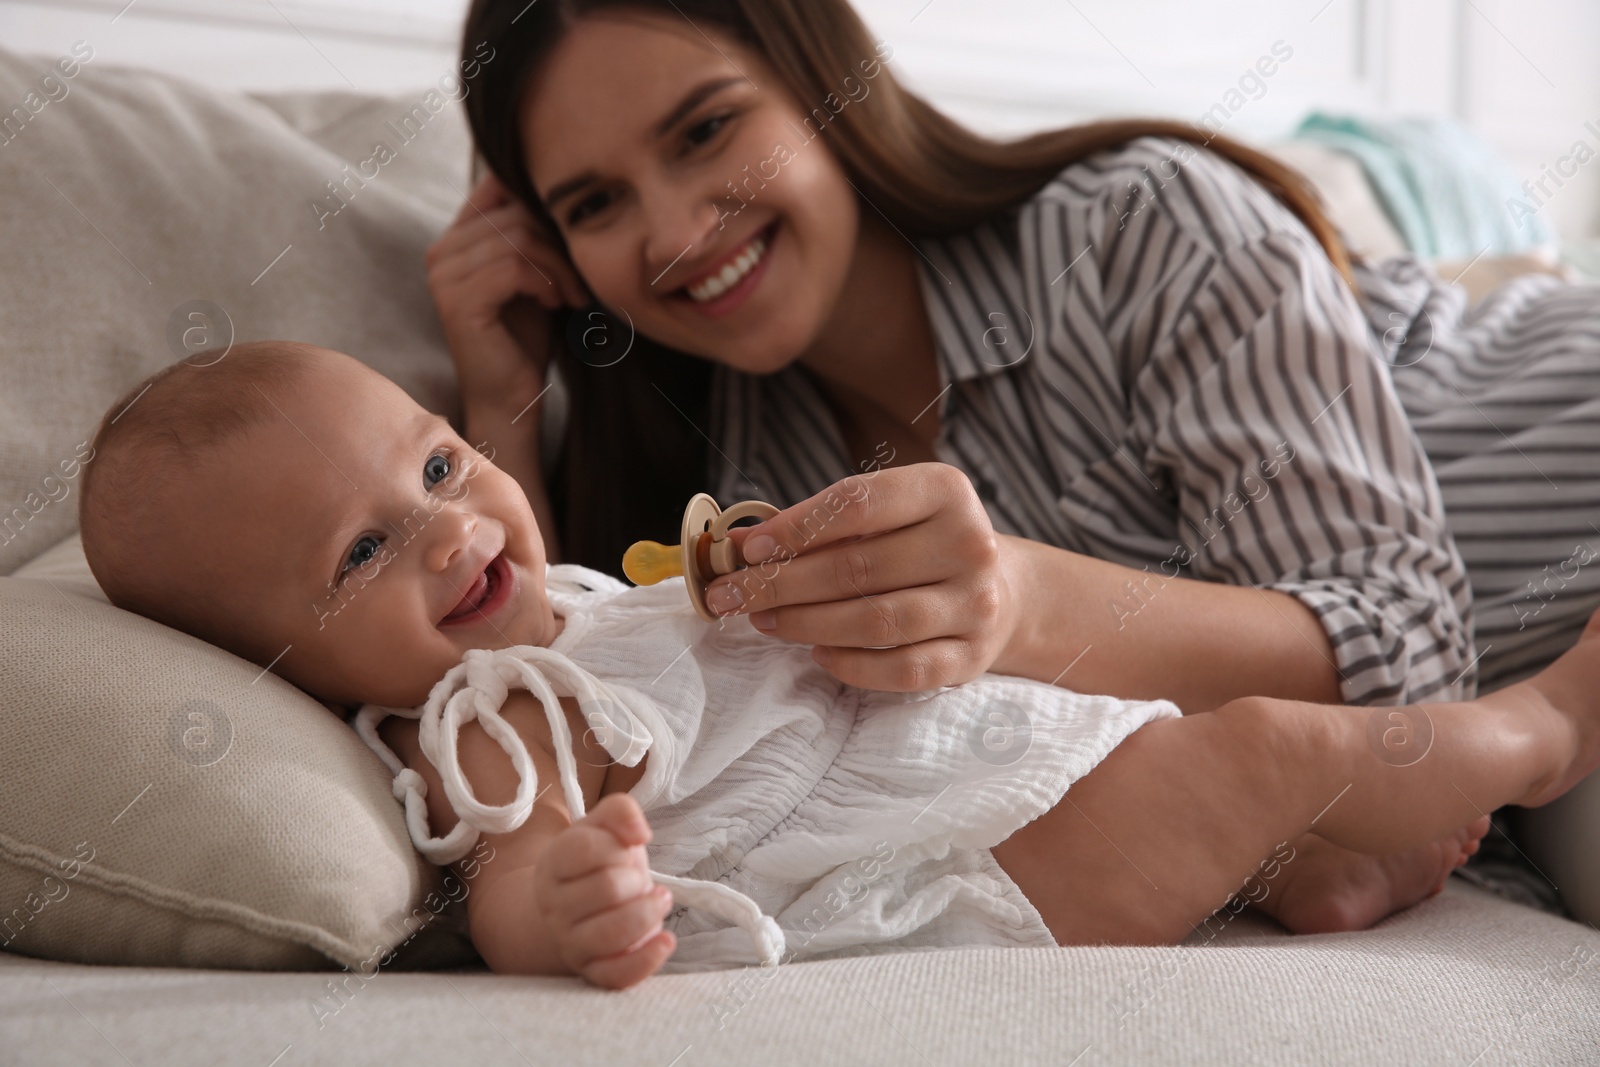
[79,342,1600,989]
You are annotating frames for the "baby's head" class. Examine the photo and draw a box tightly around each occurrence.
[79,342,560,710]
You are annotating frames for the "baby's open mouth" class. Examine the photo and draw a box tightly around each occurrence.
[440,553,512,626]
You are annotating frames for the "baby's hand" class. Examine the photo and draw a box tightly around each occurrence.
[533,793,677,989]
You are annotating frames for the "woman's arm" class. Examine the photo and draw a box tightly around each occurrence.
[715,464,1339,713]
[1033,144,1472,709]
[993,534,1342,713]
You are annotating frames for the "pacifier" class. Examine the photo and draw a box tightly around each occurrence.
[622,493,780,620]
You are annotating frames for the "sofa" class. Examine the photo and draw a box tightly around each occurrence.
[2,46,1596,1066]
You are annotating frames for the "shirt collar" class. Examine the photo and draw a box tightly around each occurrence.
[912,226,1035,389]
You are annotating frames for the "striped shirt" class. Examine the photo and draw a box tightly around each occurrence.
[710,136,1600,705]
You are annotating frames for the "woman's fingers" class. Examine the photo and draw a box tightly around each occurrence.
[709,527,949,616]
[708,497,999,619]
[434,235,554,296]
[430,197,588,311]
[748,582,999,651]
[815,637,984,692]
[452,170,512,225]
[702,463,1021,690]
[733,462,977,565]
[429,212,551,281]
[743,576,1006,690]
[428,202,530,259]
[428,207,545,280]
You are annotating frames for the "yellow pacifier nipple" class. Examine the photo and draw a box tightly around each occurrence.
[622,540,684,586]
[622,494,781,621]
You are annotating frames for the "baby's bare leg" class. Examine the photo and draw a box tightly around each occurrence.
[994,617,1600,945]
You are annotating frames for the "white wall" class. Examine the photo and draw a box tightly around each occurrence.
[0,0,462,92]
[5,0,1597,237]
[852,0,1600,239]
[1455,0,1600,239]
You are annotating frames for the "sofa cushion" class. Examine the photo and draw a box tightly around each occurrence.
[0,42,482,970]
[0,548,473,971]
[0,44,471,576]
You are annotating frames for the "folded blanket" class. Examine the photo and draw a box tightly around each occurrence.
[1294,111,1556,258]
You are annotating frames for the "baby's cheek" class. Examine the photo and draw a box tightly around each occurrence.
[317,618,436,707]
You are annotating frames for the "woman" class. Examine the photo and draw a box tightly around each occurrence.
[430,0,1600,714]
[425,0,1598,930]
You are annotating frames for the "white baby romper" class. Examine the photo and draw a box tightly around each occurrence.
[355,564,1180,974]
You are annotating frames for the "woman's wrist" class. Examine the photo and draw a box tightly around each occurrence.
[458,366,548,425]
[462,399,542,479]
[987,536,1099,688]
[446,316,552,418]
[989,535,1045,680]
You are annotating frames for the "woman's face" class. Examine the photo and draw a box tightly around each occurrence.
[521,12,861,375]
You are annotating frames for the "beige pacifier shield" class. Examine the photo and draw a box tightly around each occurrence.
[679,496,780,620]
[682,493,724,621]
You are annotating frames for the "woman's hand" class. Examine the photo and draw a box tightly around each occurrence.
[425,172,588,410]
[706,463,1023,691]
[532,793,676,990]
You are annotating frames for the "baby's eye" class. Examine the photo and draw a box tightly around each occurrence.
[344,535,382,574]
[424,452,452,487]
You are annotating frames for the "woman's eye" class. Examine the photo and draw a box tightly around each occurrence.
[685,113,731,148]
[424,452,452,487]
[567,191,613,225]
[344,535,382,574]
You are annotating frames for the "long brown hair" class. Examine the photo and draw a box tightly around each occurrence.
[460,0,1355,574]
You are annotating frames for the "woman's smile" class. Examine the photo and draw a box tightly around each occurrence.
[675,220,778,317]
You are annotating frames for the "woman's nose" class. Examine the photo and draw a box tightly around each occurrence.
[642,179,727,284]
[423,508,477,574]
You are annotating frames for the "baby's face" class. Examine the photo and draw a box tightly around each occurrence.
[185,350,560,709]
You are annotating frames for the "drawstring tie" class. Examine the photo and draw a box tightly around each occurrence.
[353,646,785,968]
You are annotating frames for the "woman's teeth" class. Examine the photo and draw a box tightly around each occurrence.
[686,233,768,303]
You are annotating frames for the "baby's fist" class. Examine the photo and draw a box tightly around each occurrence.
[534,793,676,989]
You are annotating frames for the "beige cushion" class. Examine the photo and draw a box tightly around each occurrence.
[1263,140,1410,261]
[1,549,472,970]
[1265,140,1581,305]
[1432,248,1582,305]
[0,45,471,576]
[0,46,483,970]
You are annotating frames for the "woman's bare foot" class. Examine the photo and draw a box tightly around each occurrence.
[1258,820,1490,935]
